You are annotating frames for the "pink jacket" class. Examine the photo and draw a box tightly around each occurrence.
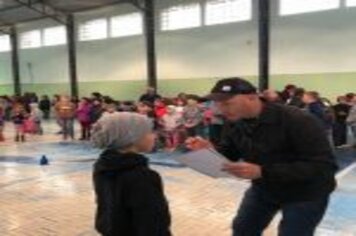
[76,103,92,123]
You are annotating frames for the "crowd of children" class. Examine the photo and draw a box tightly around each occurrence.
[0,94,44,142]
[0,90,223,149]
[0,86,355,149]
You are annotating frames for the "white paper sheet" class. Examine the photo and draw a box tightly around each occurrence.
[175,148,232,178]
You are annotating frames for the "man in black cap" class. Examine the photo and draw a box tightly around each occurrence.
[186,77,337,236]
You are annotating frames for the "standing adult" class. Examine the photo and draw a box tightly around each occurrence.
[287,88,305,108]
[55,96,76,140]
[39,95,51,120]
[186,78,337,236]
[76,98,93,141]
[333,96,351,147]
[280,84,296,103]
[346,97,356,148]
[139,87,162,104]
[302,91,334,146]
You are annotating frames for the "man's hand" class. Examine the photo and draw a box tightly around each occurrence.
[222,162,262,180]
[185,136,213,151]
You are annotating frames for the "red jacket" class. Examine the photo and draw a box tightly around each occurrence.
[155,105,167,119]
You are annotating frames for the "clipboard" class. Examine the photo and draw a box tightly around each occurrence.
[175,148,232,178]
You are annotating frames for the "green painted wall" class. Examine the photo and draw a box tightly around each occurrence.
[0,52,12,86]
[22,83,70,96]
[2,73,351,101]
[0,84,14,95]
[271,73,356,101]
[2,78,239,99]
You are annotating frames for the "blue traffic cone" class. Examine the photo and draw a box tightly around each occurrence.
[40,155,49,166]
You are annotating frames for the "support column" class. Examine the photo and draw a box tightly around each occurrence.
[10,26,21,96]
[143,0,158,89]
[258,0,270,91]
[66,14,78,98]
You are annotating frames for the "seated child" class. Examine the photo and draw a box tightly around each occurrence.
[91,112,171,236]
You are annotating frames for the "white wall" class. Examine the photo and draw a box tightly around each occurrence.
[270,0,356,74]
[0,0,258,86]
[13,4,146,84]
[0,0,356,87]
[0,52,12,85]
[156,22,258,79]
[75,4,147,82]
[9,20,68,84]
[155,0,258,79]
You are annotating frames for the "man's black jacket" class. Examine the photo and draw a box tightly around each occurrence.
[217,103,337,203]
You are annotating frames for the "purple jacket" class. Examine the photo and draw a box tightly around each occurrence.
[77,103,92,123]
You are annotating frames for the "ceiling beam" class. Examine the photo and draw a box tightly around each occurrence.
[0,15,51,28]
[12,0,67,24]
[130,0,145,11]
[66,0,130,13]
[0,4,24,13]
[0,0,134,32]
[0,23,12,34]
[0,18,14,34]
[0,0,42,13]
[0,28,10,34]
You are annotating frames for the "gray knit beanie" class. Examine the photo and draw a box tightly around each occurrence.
[91,112,153,149]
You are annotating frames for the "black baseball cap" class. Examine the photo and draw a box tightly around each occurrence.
[205,77,257,101]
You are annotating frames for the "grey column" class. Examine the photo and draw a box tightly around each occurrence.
[66,14,79,98]
[10,26,21,96]
[258,0,270,91]
[143,0,158,89]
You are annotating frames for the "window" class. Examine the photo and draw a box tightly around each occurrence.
[79,18,108,41]
[346,0,356,7]
[0,35,11,52]
[43,26,67,46]
[110,13,143,38]
[161,3,201,31]
[280,0,340,16]
[20,30,41,49]
[205,0,252,25]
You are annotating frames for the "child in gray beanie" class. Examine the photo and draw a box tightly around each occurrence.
[92,112,172,236]
[91,112,154,150]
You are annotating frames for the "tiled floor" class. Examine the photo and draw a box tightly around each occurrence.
[0,121,355,236]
